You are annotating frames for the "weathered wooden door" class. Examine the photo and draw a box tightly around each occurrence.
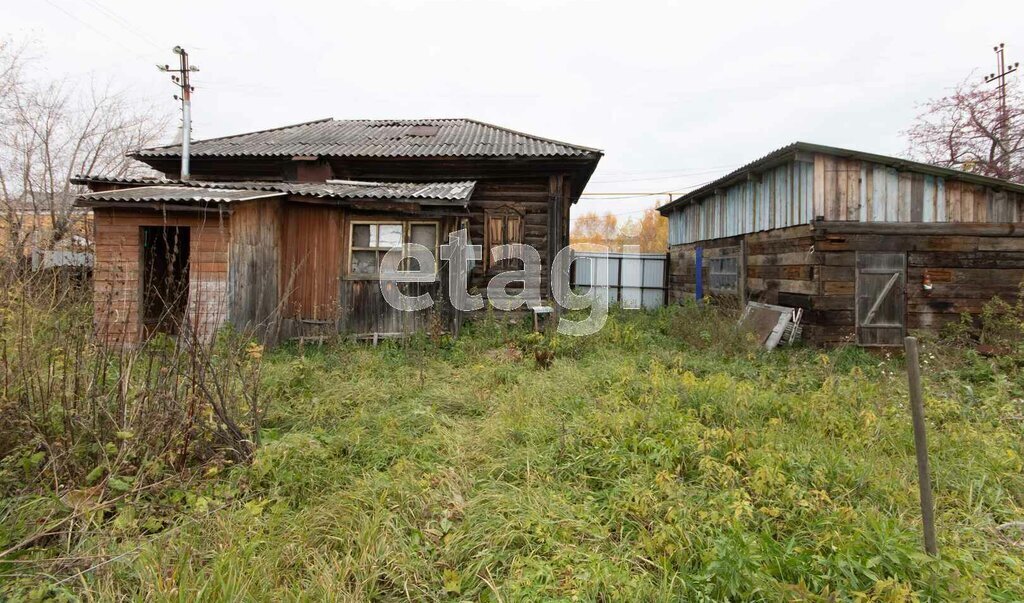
[855,252,906,346]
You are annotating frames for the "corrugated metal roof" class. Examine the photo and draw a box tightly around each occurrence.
[78,186,285,204]
[134,118,602,159]
[658,142,1024,214]
[222,180,476,201]
[72,176,476,205]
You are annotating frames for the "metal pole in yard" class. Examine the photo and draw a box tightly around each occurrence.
[904,336,938,556]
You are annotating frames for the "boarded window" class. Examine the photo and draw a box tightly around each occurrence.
[484,208,525,268]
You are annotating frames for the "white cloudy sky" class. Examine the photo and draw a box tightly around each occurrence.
[7,0,1024,223]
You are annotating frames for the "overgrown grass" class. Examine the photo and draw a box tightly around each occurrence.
[4,303,1024,601]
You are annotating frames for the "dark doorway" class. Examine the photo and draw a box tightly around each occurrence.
[141,226,190,337]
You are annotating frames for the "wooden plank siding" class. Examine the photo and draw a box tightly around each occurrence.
[280,202,343,322]
[667,152,1024,246]
[228,199,282,343]
[810,222,1024,335]
[90,172,573,344]
[92,208,230,346]
[272,175,572,339]
[664,147,1024,346]
[667,224,817,305]
[667,221,1024,345]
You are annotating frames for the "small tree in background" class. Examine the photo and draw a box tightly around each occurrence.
[571,211,619,250]
[571,207,668,252]
[0,38,171,259]
[904,75,1023,183]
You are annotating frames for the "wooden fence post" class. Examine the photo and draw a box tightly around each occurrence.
[695,247,703,304]
[738,239,747,304]
[904,336,938,556]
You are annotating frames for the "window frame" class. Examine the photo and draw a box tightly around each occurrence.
[347,219,440,279]
[483,206,526,269]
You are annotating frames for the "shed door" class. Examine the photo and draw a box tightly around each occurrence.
[855,252,906,346]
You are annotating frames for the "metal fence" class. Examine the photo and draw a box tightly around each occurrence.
[571,251,668,309]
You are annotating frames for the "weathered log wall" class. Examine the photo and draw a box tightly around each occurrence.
[667,222,1024,346]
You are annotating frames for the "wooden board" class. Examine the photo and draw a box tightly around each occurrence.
[229,199,282,343]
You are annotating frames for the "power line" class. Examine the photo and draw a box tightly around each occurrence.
[590,164,740,184]
[579,177,720,200]
[595,163,738,177]
[580,191,677,197]
[41,0,153,61]
[79,0,164,51]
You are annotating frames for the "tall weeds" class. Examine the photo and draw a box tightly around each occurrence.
[0,265,265,566]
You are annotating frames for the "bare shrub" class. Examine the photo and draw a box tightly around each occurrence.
[0,266,266,502]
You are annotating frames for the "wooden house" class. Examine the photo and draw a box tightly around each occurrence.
[74,118,602,345]
[657,142,1024,346]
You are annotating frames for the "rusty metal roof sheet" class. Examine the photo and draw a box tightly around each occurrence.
[72,176,476,206]
[134,118,602,160]
[224,180,476,201]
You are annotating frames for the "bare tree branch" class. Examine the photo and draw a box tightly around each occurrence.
[904,74,1024,183]
[0,38,172,259]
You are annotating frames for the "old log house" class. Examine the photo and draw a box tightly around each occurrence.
[74,118,602,345]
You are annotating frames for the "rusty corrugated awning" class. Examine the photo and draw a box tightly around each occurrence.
[76,186,285,205]
[73,178,477,208]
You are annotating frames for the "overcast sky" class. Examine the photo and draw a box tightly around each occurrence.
[8,0,1024,223]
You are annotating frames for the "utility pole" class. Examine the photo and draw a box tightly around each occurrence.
[984,43,1018,178]
[158,46,199,181]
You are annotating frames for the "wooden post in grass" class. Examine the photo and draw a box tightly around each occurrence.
[904,336,938,556]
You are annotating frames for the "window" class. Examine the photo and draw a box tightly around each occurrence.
[484,207,525,268]
[349,221,438,276]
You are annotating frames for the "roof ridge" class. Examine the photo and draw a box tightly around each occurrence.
[337,118,462,124]
[133,117,603,160]
[136,117,334,154]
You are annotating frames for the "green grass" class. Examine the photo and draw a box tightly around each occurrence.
[6,305,1024,601]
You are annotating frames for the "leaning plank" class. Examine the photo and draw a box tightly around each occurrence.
[863,272,900,325]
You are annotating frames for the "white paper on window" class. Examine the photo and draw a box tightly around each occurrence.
[378,224,403,248]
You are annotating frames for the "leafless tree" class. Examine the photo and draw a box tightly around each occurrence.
[904,74,1024,183]
[0,39,171,260]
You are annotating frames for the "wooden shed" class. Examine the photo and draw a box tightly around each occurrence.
[657,142,1024,346]
[74,118,601,346]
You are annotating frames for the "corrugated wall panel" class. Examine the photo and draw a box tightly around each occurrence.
[922,175,935,222]
[665,152,1021,246]
[936,178,947,222]
[668,158,814,245]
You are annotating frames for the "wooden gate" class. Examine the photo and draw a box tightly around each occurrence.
[855,252,906,346]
